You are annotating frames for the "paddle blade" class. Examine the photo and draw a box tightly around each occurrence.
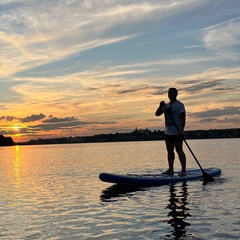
[202,170,215,185]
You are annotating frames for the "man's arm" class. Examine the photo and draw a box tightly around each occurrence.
[155,101,165,116]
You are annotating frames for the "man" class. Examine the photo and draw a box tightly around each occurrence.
[155,87,187,176]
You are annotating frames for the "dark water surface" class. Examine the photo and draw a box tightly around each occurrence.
[0,139,239,239]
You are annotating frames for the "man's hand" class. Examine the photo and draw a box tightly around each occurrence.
[159,101,165,109]
[155,101,165,116]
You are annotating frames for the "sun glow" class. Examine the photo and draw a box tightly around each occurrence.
[13,125,20,132]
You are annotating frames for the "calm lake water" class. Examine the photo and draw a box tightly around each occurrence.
[0,139,239,240]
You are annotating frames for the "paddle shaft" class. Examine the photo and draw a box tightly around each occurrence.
[183,138,203,171]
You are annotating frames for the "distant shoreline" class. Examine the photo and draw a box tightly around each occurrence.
[15,128,240,146]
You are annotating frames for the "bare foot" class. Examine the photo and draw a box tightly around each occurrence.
[178,172,187,177]
[161,170,174,176]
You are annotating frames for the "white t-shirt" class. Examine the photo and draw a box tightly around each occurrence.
[163,100,186,135]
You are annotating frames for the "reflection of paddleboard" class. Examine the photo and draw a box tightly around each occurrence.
[99,168,221,186]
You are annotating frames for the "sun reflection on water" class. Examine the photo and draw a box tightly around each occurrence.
[13,145,23,192]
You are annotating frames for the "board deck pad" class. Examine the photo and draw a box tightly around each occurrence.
[99,168,221,186]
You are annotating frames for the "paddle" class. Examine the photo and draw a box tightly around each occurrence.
[163,105,215,185]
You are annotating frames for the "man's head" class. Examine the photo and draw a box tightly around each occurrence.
[168,88,178,101]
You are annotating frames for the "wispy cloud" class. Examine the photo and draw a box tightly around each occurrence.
[20,113,46,123]
[190,106,240,118]
[0,0,205,77]
[0,0,240,141]
[202,16,240,31]
[202,17,240,60]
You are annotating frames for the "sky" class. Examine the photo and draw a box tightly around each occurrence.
[0,0,239,142]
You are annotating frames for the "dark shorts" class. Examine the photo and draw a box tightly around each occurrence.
[164,134,184,143]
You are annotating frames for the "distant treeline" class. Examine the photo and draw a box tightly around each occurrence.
[0,135,14,146]
[18,128,240,145]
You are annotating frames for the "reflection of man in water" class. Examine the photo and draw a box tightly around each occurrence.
[166,183,191,239]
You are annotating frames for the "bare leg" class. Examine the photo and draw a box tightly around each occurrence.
[163,140,175,174]
[175,141,186,174]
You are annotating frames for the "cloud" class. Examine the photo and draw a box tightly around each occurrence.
[0,0,206,77]
[116,86,150,95]
[179,79,225,93]
[1,1,240,141]
[43,116,79,123]
[202,17,240,60]
[29,117,116,132]
[199,116,239,124]
[0,113,116,135]
[0,116,16,121]
[189,106,240,118]
[19,113,46,123]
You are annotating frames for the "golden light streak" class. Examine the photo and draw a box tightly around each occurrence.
[14,145,22,189]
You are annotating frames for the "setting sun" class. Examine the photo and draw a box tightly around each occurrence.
[13,126,20,132]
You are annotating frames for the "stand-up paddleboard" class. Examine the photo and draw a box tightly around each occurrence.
[99,168,221,186]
